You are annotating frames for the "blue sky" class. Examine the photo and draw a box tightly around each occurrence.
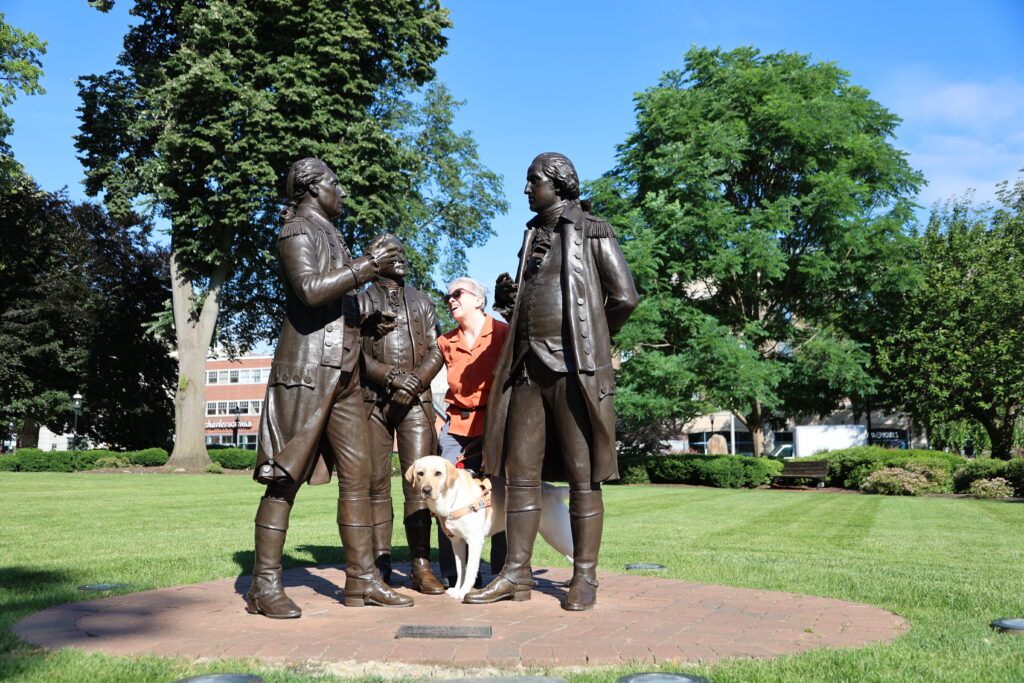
[6,0,1024,304]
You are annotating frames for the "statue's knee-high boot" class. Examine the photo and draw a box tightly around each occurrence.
[370,493,393,584]
[463,480,539,603]
[563,488,603,611]
[245,497,301,618]
[339,496,413,607]
[405,508,444,594]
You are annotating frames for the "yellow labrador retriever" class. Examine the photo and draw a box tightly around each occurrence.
[405,455,574,601]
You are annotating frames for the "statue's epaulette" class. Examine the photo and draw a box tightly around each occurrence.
[583,215,616,239]
[278,217,309,241]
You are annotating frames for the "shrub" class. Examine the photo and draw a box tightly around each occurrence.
[968,477,1014,499]
[861,463,950,496]
[209,448,257,470]
[821,446,966,489]
[614,452,652,485]
[94,456,131,469]
[646,453,781,488]
[202,462,226,474]
[0,453,20,471]
[952,459,1007,493]
[1002,459,1024,496]
[128,448,169,466]
[14,448,75,472]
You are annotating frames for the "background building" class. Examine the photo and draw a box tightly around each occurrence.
[204,355,272,449]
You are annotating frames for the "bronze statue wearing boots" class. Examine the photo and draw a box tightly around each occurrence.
[358,235,445,595]
[465,153,638,611]
[247,158,414,617]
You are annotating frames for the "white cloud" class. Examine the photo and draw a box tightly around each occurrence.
[877,67,1024,205]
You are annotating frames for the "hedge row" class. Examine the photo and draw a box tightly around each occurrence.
[645,453,783,488]
[0,447,259,472]
[814,446,967,490]
[0,448,169,472]
[952,458,1024,496]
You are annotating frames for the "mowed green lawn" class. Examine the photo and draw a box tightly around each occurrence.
[1,472,1022,682]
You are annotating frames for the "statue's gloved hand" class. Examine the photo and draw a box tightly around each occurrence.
[349,254,380,285]
[391,387,415,407]
[389,371,422,396]
[367,240,401,272]
[493,272,517,317]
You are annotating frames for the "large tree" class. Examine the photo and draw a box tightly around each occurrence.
[590,46,923,456]
[0,180,175,449]
[78,1,505,468]
[878,180,1024,460]
[0,13,46,192]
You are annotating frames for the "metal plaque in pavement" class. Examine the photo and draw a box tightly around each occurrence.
[394,624,492,639]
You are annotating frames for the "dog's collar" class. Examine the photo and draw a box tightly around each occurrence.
[436,478,493,538]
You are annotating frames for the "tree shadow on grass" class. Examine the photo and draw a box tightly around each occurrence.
[0,565,89,678]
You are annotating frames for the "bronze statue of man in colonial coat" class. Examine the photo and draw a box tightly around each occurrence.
[247,158,415,618]
[464,152,638,611]
[357,234,446,595]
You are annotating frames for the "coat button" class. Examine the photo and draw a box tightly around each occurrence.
[581,329,589,338]
[574,253,581,260]
[325,340,332,347]
[292,374,300,382]
[575,238,582,245]
[303,376,313,384]
[577,297,584,305]
[584,342,592,354]
[326,324,333,332]
[574,266,582,274]
[579,313,587,321]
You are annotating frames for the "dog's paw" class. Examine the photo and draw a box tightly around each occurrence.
[445,587,462,600]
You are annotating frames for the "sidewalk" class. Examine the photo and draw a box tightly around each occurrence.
[14,565,907,670]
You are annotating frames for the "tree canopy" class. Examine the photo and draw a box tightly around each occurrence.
[878,179,1024,460]
[0,13,46,191]
[77,1,506,467]
[0,180,176,450]
[590,46,923,456]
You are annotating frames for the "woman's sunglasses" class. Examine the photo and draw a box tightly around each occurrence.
[446,288,471,301]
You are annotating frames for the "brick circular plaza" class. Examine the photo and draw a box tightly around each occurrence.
[14,565,907,671]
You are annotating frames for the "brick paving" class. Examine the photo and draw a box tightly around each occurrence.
[13,565,907,669]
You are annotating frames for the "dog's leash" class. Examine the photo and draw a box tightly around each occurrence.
[436,477,493,538]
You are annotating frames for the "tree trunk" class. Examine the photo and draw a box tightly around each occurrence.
[747,400,767,457]
[165,252,227,470]
[18,417,39,450]
[981,411,1016,461]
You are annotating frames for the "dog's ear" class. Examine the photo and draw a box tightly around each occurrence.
[445,460,460,488]
[404,463,417,484]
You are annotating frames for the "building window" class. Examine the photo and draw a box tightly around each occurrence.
[206,367,271,385]
[205,434,258,450]
[205,399,263,416]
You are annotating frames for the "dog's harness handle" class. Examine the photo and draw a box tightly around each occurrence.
[436,478,493,538]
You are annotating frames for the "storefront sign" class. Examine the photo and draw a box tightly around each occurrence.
[205,420,253,430]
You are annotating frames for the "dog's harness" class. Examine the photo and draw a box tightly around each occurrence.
[436,477,493,538]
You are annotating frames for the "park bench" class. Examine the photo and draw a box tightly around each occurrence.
[772,459,829,488]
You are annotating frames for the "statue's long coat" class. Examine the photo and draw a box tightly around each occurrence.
[255,209,365,486]
[482,201,639,483]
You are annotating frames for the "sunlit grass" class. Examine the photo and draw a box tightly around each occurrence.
[2,473,1022,681]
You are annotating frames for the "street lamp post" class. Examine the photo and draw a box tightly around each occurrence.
[72,391,83,452]
[231,405,242,447]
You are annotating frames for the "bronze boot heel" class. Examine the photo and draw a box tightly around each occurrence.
[246,497,301,619]
[339,496,414,608]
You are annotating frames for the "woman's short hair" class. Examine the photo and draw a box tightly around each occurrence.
[449,277,487,311]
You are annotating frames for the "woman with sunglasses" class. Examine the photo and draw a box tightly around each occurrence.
[435,277,509,586]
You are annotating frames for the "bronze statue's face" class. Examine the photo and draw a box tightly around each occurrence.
[378,237,407,278]
[524,161,560,214]
[312,168,347,219]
